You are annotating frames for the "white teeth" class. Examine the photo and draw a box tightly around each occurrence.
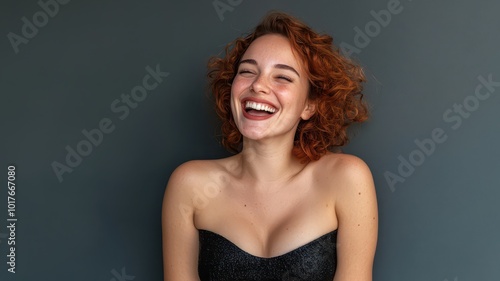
[245,101,277,113]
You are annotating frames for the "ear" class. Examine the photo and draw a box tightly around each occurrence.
[300,100,316,120]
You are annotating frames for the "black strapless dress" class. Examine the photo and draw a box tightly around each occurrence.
[198,229,337,281]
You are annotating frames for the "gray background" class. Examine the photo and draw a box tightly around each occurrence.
[1,0,499,280]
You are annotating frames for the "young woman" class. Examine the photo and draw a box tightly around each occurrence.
[162,11,378,281]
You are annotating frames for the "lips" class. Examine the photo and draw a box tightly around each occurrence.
[241,98,278,120]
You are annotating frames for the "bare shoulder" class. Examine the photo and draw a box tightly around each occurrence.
[316,153,378,279]
[170,156,237,176]
[167,160,215,186]
[164,157,237,206]
[162,158,232,280]
[314,152,374,190]
[314,152,377,217]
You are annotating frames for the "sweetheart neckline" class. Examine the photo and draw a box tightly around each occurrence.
[198,228,337,260]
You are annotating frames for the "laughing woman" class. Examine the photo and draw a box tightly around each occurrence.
[162,11,378,281]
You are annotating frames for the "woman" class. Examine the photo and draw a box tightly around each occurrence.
[162,11,378,281]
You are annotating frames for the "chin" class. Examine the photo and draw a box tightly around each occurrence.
[241,131,267,141]
[238,127,271,141]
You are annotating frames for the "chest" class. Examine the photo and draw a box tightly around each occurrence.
[194,174,337,258]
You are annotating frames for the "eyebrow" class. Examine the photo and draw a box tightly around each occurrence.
[239,59,300,77]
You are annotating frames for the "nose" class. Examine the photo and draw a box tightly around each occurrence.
[251,74,270,94]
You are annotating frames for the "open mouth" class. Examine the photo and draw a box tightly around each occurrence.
[244,100,277,116]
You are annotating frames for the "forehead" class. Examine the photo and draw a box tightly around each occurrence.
[240,34,304,71]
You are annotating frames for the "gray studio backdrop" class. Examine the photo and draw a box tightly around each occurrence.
[1,0,499,280]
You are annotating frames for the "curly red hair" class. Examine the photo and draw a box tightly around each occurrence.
[208,11,368,162]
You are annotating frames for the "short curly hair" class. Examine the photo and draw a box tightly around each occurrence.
[208,11,368,162]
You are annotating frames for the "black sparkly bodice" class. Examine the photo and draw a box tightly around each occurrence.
[198,229,337,281]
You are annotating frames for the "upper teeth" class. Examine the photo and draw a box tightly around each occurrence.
[245,101,277,113]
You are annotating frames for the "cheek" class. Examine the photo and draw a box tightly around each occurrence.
[230,85,241,117]
[230,77,250,108]
[231,76,249,92]
[230,90,236,113]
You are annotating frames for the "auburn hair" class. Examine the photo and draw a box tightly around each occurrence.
[207,11,368,162]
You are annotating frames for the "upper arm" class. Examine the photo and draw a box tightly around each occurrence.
[333,155,378,281]
[162,162,201,281]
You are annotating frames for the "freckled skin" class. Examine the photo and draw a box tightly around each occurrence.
[162,34,378,281]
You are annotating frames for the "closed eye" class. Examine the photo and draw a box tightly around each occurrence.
[238,69,255,76]
[276,75,293,82]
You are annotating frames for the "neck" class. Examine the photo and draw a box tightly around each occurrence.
[238,137,306,184]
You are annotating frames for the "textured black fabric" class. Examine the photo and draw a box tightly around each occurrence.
[198,229,337,281]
